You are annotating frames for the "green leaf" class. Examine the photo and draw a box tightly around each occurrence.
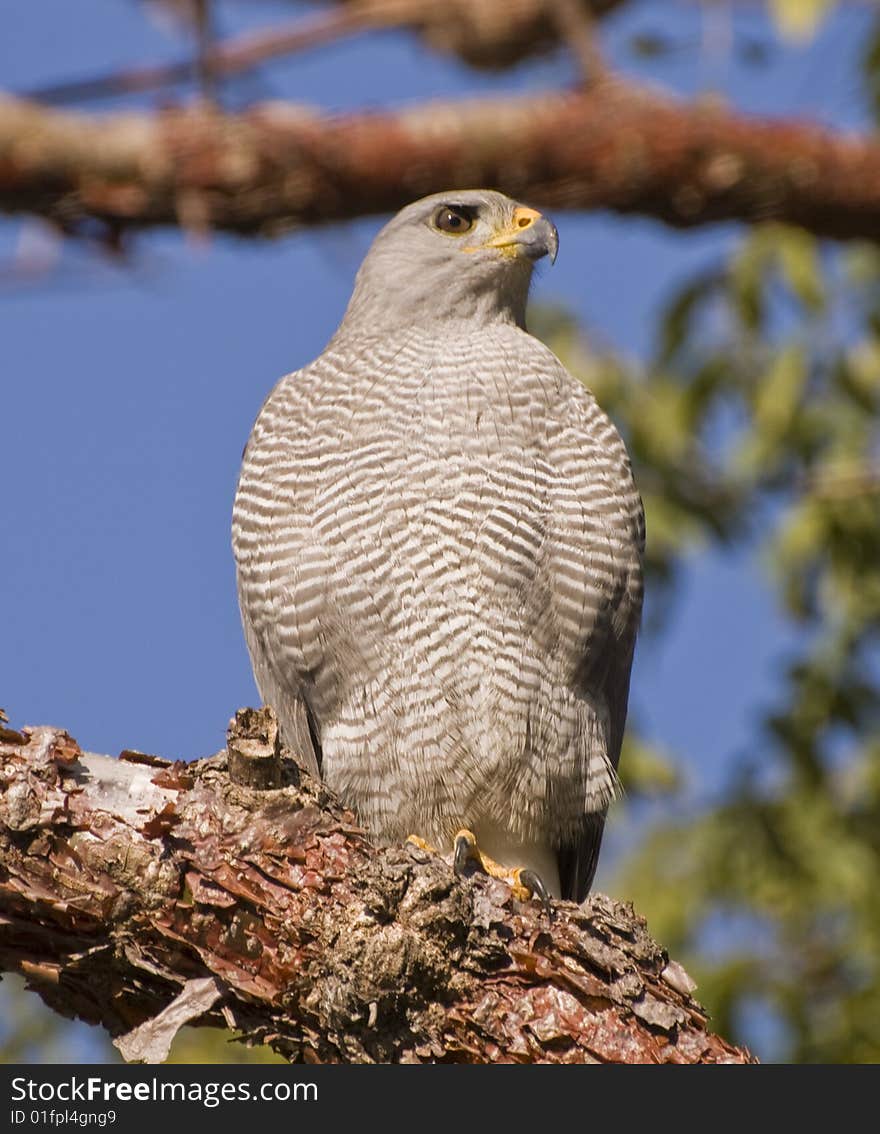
[618,734,681,797]
[843,339,880,410]
[773,498,825,576]
[754,343,807,435]
[777,229,824,312]
[657,272,721,363]
[736,343,808,474]
[729,236,766,332]
[769,0,835,43]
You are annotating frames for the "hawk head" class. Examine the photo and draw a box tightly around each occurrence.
[339,189,559,333]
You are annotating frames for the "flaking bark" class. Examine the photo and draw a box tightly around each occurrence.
[0,709,754,1064]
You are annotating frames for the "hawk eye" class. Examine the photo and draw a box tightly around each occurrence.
[433,206,475,235]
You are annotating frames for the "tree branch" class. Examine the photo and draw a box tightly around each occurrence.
[25,5,370,105]
[0,711,753,1064]
[24,0,628,105]
[2,79,879,243]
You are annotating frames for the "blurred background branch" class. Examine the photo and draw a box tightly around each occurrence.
[5,82,880,242]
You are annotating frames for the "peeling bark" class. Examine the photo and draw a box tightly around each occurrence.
[2,79,880,243]
[0,711,754,1064]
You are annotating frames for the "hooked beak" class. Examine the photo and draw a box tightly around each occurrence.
[481,206,559,264]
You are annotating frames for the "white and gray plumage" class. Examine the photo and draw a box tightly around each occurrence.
[232,189,644,903]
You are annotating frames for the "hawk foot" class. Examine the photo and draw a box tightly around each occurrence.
[453,829,554,918]
[405,835,437,854]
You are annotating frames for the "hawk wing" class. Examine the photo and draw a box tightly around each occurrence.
[557,476,645,904]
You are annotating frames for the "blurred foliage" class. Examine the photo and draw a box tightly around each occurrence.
[166,1028,285,1063]
[769,0,836,43]
[537,214,880,1062]
[0,976,285,1063]
[0,976,116,1063]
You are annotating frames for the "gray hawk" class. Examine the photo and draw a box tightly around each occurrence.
[232,189,644,904]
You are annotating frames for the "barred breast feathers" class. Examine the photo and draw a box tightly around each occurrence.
[233,190,643,904]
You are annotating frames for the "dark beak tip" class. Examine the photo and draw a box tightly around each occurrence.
[548,221,559,264]
[535,216,559,265]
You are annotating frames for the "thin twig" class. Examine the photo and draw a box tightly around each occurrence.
[24,7,369,105]
[193,0,217,104]
[552,0,610,87]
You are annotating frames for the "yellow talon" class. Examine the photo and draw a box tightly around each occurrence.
[508,869,535,904]
[405,834,437,854]
[453,829,551,911]
[408,830,553,915]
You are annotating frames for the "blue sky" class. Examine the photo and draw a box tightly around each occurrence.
[1,0,873,1060]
